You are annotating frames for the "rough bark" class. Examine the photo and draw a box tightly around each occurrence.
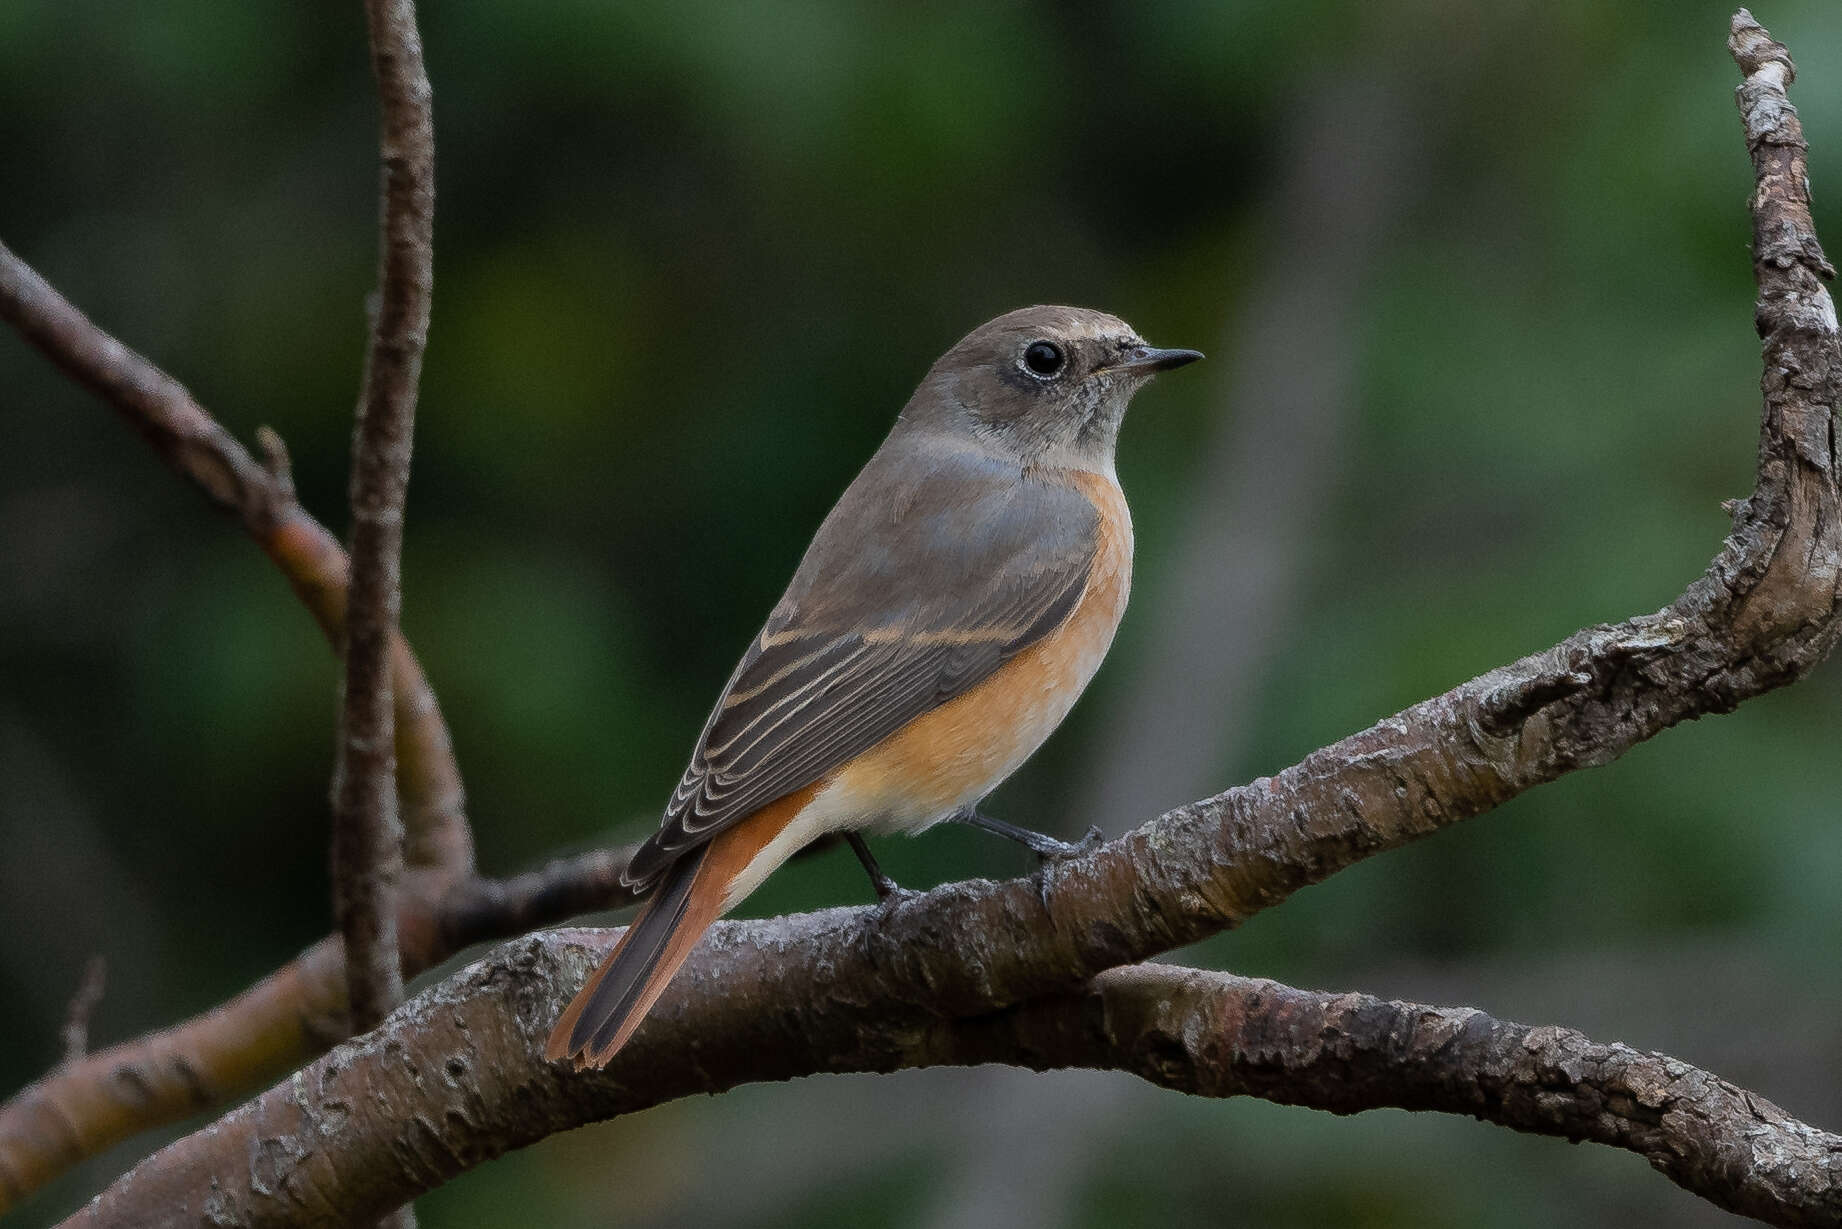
[937,71,1420,1229]
[0,843,637,1215]
[330,0,437,1039]
[0,240,469,1219]
[979,968,1842,1227]
[64,933,1842,1227]
[8,8,1842,1226]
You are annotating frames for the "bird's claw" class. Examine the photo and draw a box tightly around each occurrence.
[1031,827,1103,911]
[873,881,922,918]
[1040,824,1105,861]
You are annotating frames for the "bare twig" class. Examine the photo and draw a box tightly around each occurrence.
[0,241,472,877]
[435,846,643,953]
[53,11,1842,1222]
[331,0,436,1039]
[7,9,1842,1225]
[0,232,471,1213]
[57,958,107,1067]
[61,934,1842,1228]
[0,240,284,524]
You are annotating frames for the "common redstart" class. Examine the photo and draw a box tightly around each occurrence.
[548,305,1201,1067]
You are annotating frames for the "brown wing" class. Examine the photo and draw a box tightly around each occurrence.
[621,439,1100,890]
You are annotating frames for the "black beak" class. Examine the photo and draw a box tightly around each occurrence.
[1111,345,1205,375]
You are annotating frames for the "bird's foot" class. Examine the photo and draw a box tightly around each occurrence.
[1046,824,1106,861]
[873,881,923,918]
[846,832,919,913]
[951,807,1104,862]
[1024,825,1103,913]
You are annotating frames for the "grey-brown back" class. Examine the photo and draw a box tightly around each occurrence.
[622,431,1100,888]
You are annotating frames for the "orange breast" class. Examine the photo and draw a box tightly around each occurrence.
[827,469,1133,832]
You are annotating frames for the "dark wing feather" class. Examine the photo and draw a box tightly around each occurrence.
[622,439,1100,890]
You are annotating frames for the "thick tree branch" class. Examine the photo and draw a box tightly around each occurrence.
[981,967,1842,1226]
[937,76,1422,1226]
[58,12,1842,1221]
[0,846,639,1214]
[63,932,1842,1227]
[0,232,469,1212]
[9,9,1841,1224]
[331,0,436,1040]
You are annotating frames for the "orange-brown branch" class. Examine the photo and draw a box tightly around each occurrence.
[7,8,1842,1225]
[0,241,473,883]
[57,13,1842,1220]
[0,234,472,1212]
[265,505,469,871]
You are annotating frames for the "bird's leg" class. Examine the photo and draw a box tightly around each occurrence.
[845,832,914,907]
[949,806,1103,861]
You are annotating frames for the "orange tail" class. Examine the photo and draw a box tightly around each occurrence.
[545,785,816,1068]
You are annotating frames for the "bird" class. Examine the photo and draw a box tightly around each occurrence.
[546,305,1202,1068]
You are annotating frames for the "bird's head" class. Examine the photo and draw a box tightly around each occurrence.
[906,305,1202,473]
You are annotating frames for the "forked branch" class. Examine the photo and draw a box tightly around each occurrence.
[6,9,1840,1227]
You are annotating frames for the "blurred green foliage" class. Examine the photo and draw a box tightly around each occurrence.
[3,2,1840,1225]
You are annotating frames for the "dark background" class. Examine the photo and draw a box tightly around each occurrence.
[4,2,1840,1225]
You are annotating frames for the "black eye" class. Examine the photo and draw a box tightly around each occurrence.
[1022,340,1065,377]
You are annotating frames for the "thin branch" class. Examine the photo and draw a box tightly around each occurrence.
[7,8,1841,1224]
[62,934,1842,1228]
[0,232,469,1212]
[435,846,643,953]
[52,12,1842,1221]
[331,0,436,1038]
[0,242,472,876]
[57,958,107,1067]
[0,846,639,1213]
[0,239,282,523]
